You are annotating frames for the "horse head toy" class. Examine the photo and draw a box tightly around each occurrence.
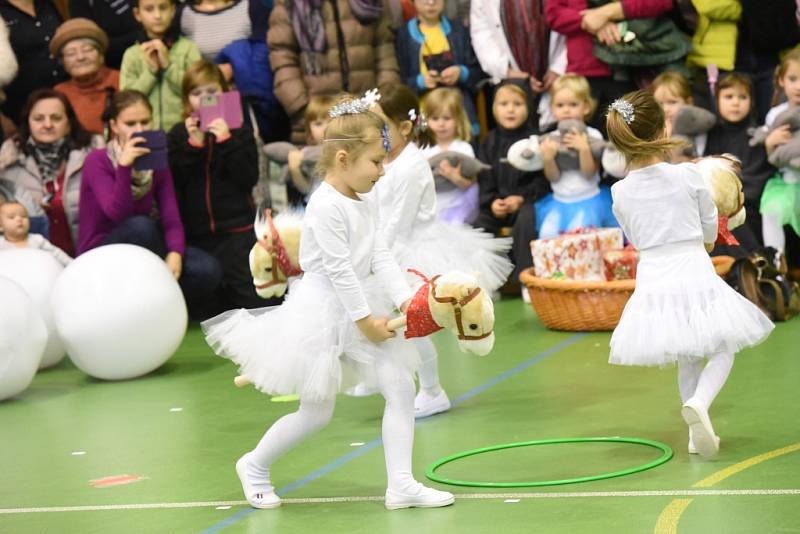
[398,269,496,356]
[249,208,303,299]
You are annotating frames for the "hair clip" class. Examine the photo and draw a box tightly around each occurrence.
[381,124,391,152]
[609,99,635,125]
[329,88,381,118]
[408,108,428,132]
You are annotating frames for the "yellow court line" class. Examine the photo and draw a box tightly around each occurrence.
[654,442,800,534]
[653,499,693,534]
[693,442,800,488]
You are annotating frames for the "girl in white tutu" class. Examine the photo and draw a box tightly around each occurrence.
[202,93,455,511]
[606,90,774,458]
[369,83,512,419]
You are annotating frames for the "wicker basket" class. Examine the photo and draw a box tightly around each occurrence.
[520,255,735,331]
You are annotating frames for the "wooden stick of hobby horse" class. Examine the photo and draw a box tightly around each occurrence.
[233,315,409,387]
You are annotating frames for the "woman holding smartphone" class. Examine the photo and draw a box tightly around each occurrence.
[79,89,222,318]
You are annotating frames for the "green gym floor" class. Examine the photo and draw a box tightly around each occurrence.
[1,299,799,534]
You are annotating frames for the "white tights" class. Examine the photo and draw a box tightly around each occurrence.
[677,351,735,411]
[762,214,785,252]
[248,354,418,493]
[414,337,442,395]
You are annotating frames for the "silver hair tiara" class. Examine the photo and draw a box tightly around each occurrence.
[323,124,392,152]
[609,99,635,125]
[329,88,381,118]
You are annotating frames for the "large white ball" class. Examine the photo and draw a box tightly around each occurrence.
[51,244,188,380]
[0,249,65,369]
[0,276,47,400]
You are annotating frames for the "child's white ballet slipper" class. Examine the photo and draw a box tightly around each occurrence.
[681,401,719,458]
[414,389,451,419]
[235,454,281,509]
[385,483,455,510]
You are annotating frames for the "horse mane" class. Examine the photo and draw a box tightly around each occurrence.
[253,208,305,239]
[435,270,479,288]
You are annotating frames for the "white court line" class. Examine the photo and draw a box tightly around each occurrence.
[2,489,799,514]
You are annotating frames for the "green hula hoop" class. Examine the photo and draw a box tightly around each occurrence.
[426,437,673,488]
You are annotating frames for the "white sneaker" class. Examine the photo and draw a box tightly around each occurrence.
[346,382,380,397]
[385,483,455,510]
[235,453,281,509]
[681,401,719,458]
[688,434,720,455]
[521,287,531,304]
[414,389,451,419]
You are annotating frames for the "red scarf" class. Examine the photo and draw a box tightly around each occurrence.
[404,270,443,339]
[716,215,739,246]
[501,0,549,80]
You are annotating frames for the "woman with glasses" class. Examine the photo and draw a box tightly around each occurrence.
[52,18,120,136]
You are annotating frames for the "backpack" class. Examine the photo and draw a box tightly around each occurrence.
[725,247,800,321]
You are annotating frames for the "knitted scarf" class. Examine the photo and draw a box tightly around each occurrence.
[106,139,154,200]
[26,137,69,186]
[500,0,549,81]
[289,0,383,74]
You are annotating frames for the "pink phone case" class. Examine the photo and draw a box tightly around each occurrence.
[197,91,243,131]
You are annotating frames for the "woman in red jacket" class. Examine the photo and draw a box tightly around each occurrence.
[544,0,673,132]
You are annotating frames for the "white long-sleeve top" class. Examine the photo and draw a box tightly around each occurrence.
[470,0,519,83]
[372,143,437,248]
[0,234,72,267]
[611,161,718,251]
[300,181,412,321]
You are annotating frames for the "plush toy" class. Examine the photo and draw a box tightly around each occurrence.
[263,142,322,186]
[672,105,717,160]
[428,151,490,180]
[695,154,746,250]
[233,269,496,387]
[748,106,800,168]
[505,134,544,171]
[249,208,303,299]
[399,269,495,356]
[505,120,606,173]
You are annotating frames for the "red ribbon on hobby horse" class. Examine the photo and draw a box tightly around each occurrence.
[716,215,739,246]
[404,269,444,339]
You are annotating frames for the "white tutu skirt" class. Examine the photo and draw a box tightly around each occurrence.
[202,273,418,402]
[610,241,774,366]
[393,220,513,291]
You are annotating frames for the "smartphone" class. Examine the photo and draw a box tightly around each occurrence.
[196,90,243,132]
[131,130,168,171]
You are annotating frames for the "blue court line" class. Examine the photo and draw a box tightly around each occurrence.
[201,332,588,533]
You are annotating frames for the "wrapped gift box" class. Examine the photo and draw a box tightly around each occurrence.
[531,227,624,281]
[603,246,639,281]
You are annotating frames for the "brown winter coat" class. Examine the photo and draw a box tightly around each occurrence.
[268,0,400,142]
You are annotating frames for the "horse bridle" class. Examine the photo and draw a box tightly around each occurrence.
[255,209,303,289]
[427,274,492,341]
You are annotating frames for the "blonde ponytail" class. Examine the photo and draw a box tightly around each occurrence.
[606,90,687,166]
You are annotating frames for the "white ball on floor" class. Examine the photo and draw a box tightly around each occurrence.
[0,276,47,401]
[0,249,66,369]
[51,244,188,380]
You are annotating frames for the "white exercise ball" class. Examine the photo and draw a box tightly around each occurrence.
[51,244,188,380]
[0,249,65,369]
[0,276,47,401]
